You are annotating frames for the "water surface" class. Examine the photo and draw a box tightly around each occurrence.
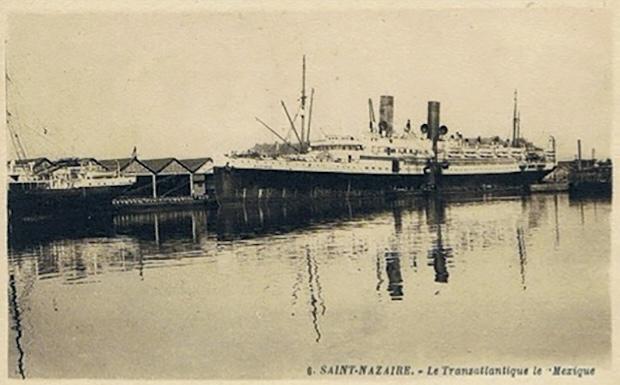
[7,194,611,379]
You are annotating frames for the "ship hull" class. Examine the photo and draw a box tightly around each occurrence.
[441,169,551,189]
[213,167,426,204]
[568,181,612,196]
[213,166,553,205]
[8,184,132,217]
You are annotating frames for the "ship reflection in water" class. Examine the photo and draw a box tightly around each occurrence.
[7,193,611,379]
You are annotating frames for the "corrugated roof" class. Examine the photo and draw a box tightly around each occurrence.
[53,157,103,167]
[11,157,52,166]
[178,158,213,172]
[140,158,191,173]
[36,158,104,175]
[98,158,135,171]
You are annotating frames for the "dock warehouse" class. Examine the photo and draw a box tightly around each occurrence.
[100,157,192,198]
[178,158,214,197]
[141,158,193,197]
[99,158,151,197]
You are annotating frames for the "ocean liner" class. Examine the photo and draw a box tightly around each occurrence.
[213,59,556,205]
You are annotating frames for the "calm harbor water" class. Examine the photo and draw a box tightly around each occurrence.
[7,193,611,379]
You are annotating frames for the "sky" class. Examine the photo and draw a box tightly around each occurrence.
[5,5,613,161]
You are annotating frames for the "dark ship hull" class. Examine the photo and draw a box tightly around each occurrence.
[212,166,553,206]
[8,184,132,217]
[568,163,612,196]
[569,181,612,196]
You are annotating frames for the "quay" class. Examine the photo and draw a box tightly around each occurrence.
[112,195,214,210]
[8,149,611,217]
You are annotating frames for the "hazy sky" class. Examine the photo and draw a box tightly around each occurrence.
[6,6,613,161]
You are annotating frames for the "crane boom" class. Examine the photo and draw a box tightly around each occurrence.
[281,100,304,147]
[255,117,301,153]
[306,88,314,144]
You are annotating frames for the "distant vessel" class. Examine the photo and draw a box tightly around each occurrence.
[568,140,612,195]
[5,61,136,216]
[213,58,556,205]
[8,158,137,216]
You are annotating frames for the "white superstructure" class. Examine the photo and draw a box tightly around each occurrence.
[225,129,555,177]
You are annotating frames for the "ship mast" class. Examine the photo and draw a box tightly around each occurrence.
[306,87,314,144]
[516,110,521,146]
[300,55,307,151]
[512,89,518,147]
[255,56,313,153]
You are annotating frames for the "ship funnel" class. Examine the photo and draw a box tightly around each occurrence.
[577,139,582,170]
[379,95,394,137]
[427,101,440,140]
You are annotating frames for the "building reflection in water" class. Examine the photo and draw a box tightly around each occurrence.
[8,209,211,285]
[8,194,560,291]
